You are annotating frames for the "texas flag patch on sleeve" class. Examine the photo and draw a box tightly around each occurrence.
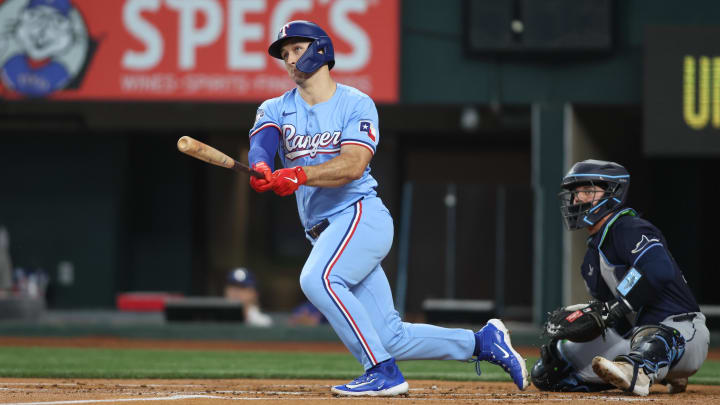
[359,120,377,142]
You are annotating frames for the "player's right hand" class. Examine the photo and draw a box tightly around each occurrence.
[270,166,307,196]
[603,299,631,326]
[249,161,273,193]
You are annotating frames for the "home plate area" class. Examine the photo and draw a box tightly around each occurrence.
[0,379,718,405]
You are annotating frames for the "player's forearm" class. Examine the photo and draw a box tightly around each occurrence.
[302,153,366,187]
[248,127,279,168]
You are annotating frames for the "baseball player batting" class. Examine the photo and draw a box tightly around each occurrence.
[531,160,709,396]
[247,20,529,396]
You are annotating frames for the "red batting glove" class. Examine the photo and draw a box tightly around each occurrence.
[249,162,273,193]
[271,166,307,196]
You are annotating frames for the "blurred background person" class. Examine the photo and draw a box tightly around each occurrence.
[289,300,328,326]
[0,226,12,297]
[224,267,272,327]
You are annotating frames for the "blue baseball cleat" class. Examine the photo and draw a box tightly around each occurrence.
[331,357,409,396]
[473,319,530,390]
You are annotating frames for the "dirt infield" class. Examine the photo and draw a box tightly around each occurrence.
[0,337,719,404]
[0,378,719,404]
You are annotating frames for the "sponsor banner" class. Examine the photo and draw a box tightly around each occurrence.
[0,0,398,102]
[645,26,720,155]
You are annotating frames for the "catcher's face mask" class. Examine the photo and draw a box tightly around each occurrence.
[559,179,629,230]
[559,181,608,230]
[558,160,630,231]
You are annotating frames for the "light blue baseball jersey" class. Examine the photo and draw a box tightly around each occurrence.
[249,84,379,229]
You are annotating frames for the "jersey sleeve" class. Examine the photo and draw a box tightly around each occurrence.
[340,96,379,156]
[248,99,282,168]
[612,219,674,308]
[613,221,674,284]
[249,99,281,139]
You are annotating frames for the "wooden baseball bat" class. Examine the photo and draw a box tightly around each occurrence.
[177,136,264,178]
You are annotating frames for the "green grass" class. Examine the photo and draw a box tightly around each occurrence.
[0,346,718,385]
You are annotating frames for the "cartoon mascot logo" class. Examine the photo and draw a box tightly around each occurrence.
[0,0,94,97]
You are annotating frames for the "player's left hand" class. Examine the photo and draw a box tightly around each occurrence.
[271,166,307,196]
[249,162,273,193]
[544,300,608,343]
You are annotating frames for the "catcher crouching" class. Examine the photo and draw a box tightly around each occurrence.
[531,160,709,396]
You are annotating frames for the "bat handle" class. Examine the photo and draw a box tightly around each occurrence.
[249,169,265,178]
[233,161,265,178]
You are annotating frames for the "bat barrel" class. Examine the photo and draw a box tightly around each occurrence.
[177,136,263,178]
[177,136,193,152]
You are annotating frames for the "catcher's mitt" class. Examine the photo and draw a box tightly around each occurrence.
[544,301,608,343]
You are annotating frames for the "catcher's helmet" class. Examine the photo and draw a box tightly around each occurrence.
[558,159,630,230]
[268,20,335,73]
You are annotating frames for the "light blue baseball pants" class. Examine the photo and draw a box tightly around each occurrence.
[299,196,476,370]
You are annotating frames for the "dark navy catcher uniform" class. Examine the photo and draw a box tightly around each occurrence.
[583,208,699,329]
[531,160,709,394]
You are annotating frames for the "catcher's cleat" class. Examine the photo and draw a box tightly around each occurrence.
[592,356,651,396]
[473,319,530,390]
[664,376,688,394]
[331,357,409,397]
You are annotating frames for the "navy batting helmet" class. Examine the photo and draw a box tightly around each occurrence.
[558,159,630,230]
[268,20,335,73]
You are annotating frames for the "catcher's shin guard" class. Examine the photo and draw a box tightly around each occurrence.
[531,340,613,392]
[613,324,686,392]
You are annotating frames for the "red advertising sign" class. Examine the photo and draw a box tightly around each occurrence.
[0,0,398,102]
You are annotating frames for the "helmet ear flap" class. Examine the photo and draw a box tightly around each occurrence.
[295,37,335,73]
[314,36,335,69]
